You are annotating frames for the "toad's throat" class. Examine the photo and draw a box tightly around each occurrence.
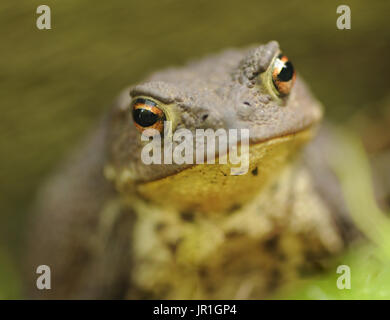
[134,128,314,213]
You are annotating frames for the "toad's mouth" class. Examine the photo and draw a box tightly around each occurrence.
[132,127,315,213]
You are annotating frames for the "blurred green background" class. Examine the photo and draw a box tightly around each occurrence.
[0,0,389,298]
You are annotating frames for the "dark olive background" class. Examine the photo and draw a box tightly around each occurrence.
[0,0,389,297]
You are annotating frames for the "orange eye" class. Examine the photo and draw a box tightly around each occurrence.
[132,98,165,135]
[271,54,296,97]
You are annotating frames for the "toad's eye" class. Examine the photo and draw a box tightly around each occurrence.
[132,98,165,134]
[271,54,296,97]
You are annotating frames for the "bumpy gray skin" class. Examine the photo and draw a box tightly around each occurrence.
[25,41,355,299]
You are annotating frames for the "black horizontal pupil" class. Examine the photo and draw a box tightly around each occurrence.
[277,60,294,82]
[133,108,160,127]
